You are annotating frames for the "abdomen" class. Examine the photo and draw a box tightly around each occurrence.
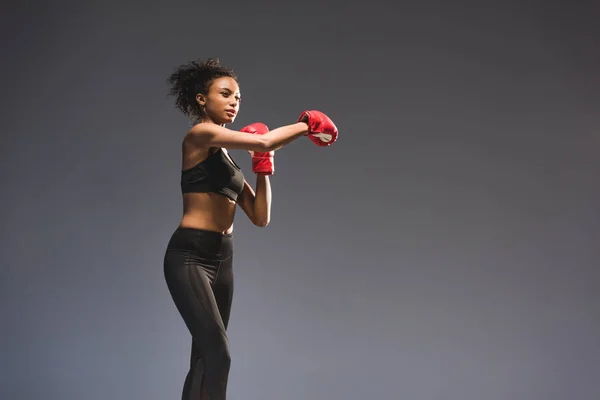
[180,193,237,233]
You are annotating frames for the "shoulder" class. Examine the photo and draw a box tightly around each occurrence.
[186,122,229,144]
[183,124,211,153]
[184,123,211,146]
[189,122,223,135]
[183,122,266,151]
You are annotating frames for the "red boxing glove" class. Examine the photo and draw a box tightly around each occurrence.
[240,122,275,175]
[298,110,338,147]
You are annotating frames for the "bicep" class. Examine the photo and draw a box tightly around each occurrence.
[190,124,267,152]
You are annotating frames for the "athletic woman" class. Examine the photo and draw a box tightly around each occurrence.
[164,58,337,399]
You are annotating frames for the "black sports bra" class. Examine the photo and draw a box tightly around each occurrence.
[181,148,245,202]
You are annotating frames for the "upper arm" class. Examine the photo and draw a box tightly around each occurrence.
[189,124,268,152]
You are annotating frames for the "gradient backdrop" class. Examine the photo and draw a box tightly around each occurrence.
[2,1,599,399]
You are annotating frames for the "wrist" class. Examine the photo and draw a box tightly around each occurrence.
[299,121,310,135]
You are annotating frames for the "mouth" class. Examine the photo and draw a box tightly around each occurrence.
[225,109,237,117]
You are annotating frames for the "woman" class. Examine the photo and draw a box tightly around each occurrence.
[163,58,338,400]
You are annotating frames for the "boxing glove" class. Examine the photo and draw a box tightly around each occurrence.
[298,110,338,147]
[240,122,275,175]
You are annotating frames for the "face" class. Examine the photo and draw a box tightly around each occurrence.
[196,76,241,125]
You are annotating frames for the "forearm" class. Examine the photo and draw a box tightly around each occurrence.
[253,175,271,227]
[263,122,309,151]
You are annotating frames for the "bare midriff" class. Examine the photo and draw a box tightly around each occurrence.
[179,193,237,234]
[179,141,239,234]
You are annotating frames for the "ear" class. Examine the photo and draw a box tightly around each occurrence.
[196,93,206,106]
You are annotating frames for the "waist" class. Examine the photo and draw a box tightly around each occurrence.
[166,227,233,258]
[181,193,236,232]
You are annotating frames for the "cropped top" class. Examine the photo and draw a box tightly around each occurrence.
[181,148,245,202]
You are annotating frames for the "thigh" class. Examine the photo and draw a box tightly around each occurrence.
[213,254,234,330]
[164,250,228,343]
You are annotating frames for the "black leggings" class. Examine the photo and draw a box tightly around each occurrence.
[164,227,234,400]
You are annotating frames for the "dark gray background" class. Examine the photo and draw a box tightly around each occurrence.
[2,1,599,399]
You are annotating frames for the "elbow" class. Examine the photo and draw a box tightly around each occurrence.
[254,218,270,228]
[259,136,275,152]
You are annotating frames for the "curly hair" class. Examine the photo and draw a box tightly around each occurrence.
[167,58,238,121]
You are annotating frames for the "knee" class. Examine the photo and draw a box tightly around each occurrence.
[217,343,231,370]
[208,336,231,370]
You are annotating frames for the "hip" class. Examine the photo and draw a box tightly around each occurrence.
[165,226,234,260]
